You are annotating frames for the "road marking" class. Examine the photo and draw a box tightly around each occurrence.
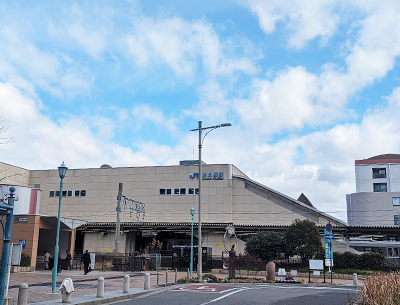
[199,288,250,305]
[256,284,358,292]
[172,284,239,293]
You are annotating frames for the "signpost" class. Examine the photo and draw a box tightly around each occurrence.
[324,222,334,283]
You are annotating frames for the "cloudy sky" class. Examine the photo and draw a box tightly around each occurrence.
[1,0,400,222]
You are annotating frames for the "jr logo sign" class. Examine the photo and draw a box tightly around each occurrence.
[190,172,224,180]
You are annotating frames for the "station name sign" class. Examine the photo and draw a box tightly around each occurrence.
[190,172,224,180]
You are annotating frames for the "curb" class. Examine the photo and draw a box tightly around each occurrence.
[73,290,154,305]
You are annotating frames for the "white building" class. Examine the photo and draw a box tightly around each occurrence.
[347,154,400,226]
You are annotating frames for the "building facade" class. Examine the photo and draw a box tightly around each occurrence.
[0,161,347,269]
[347,154,400,226]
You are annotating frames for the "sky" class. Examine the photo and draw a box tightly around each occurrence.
[1,0,400,222]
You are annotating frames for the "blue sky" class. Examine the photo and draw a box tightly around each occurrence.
[1,0,400,222]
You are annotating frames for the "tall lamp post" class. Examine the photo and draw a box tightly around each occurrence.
[52,162,68,293]
[190,206,195,277]
[190,121,231,280]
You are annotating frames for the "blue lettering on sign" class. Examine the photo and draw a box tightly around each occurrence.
[19,240,26,249]
[189,172,224,180]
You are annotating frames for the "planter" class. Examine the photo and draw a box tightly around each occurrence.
[10,266,32,273]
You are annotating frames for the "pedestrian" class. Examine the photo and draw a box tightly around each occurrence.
[57,253,62,274]
[44,250,51,270]
[66,250,72,270]
[228,245,236,280]
[82,250,91,275]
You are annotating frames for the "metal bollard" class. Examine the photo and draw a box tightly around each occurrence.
[157,272,160,287]
[123,275,130,293]
[353,273,358,286]
[175,268,177,284]
[17,283,28,305]
[165,269,168,286]
[97,277,104,298]
[187,268,189,282]
[144,273,150,290]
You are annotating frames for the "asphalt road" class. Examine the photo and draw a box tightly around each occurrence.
[112,283,359,305]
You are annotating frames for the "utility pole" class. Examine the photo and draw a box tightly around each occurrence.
[115,183,123,253]
[0,187,15,305]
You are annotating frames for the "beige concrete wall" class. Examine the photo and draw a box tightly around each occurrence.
[27,163,336,227]
[202,231,246,256]
[231,179,309,226]
[0,162,30,186]
[83,231,125,253]
[29,164,235,223]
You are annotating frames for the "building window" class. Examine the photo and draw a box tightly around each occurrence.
[395,215,400,226]
[364,247,372,253]
[195,188,199,194]
[49,191,55,197]
[373,183,387,192]
[174,189,180,195]
[393,197,400,206]
[372,168,386,179]
[160,189,166,195]
[188,188,194,195]
[166,189,171,195]
[80,190,86,197]
[180,188,186,195]
[62,191,67,197]
[67,190,73,197]
[55,191,60,197]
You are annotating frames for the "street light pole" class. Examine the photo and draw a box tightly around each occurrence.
[190,121,231,280]
[52,162,68,293]
[190,206,195,277]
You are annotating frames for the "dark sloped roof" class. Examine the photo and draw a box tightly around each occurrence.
[297,193,314,208]
[368,154,400,160]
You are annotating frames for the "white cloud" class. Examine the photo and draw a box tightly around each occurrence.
[0,24,93,100]
[123,16,258,78]
[234,66,324,134]
[244,0,340,49]
[131,104,179,134]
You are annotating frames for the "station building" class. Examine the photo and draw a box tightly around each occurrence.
[0,161,347,270]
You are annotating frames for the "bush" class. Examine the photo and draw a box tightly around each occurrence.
[356,272,400,304]
[202,273,217,281]
[359,252,385,270]
[20,253,31,267]
[333,251,360,269]
[228,253,265,271]
[333,251,385,270]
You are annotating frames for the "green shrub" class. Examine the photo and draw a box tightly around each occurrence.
[20,253,31,267]
[333,251,359,269]
[333,251,385,270]
[359,252,385,270]
[203,273,217,281]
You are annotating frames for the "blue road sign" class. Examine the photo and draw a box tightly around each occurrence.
[325,233,335,240]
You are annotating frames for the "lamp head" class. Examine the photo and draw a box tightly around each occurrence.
[190,206,195,216]
[220,123,231,127]
[58,161,68,179]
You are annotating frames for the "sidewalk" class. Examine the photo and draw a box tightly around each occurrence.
[6,269,185,304]
[5,269,363,304]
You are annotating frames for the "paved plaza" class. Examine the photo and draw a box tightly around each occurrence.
[4,269,363,304]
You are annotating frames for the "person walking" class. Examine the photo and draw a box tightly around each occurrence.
[65,250,72,270]
[57,253,62,274]
[82,250,91,275]
[44,250,51,270]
